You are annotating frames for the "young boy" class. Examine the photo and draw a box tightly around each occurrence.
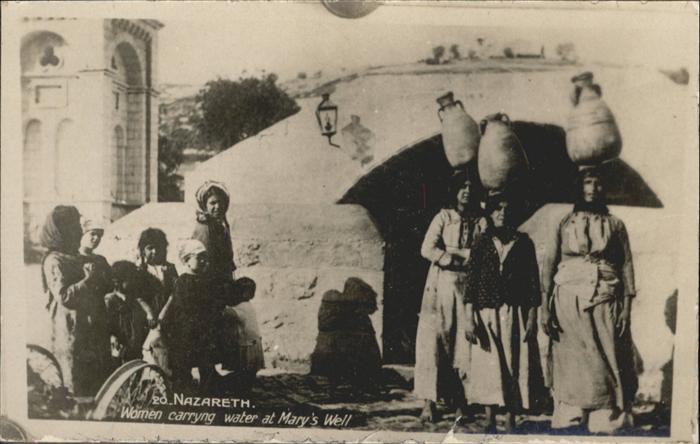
[160,239,224,393]
[104,261,152,367]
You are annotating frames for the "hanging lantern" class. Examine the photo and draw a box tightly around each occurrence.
[316,93,339,147]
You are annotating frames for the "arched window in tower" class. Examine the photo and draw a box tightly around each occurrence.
[23,120,42,198]
[55,119,76,198]
[113,125,128,202]
[112,41,145,204]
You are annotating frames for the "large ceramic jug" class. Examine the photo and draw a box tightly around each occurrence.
[477,113,529,191]
[437,92,480,168]
[566,72,622,165]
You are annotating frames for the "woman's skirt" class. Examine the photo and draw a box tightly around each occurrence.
[414,267,471,402]
[467,304,541,411]
[550,284,637,431]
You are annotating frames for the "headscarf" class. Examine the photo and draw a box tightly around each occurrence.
[80,218,105,235]
[40,205,82,293]
[573,166,609,215]
[40,206,82,254]
[178,239,207,264]
[195,181,230,224]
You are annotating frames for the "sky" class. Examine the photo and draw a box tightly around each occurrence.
[155,2,697,86]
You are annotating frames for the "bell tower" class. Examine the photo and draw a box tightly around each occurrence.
[21,18,163,248]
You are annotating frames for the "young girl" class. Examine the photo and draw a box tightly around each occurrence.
[161,239,224,393]
[136,228,178,318]
[78,218,112,298]
[464,192,543,433]
[192,181,236,282]
[136,228,178,375]
[104,261,152,365]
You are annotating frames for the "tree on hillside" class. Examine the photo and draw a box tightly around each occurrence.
[432,45,445,63]
[449,44,461,60]
[196,74,300,151]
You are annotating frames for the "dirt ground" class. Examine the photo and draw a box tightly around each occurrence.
[245,369,669,436]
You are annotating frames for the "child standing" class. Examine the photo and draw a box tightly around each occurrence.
[160,239,224,393]
[463,192,544,433]
[136,228,178,318]
[136,228,178,374]
[104,261,152,366]
[76,218,112,392]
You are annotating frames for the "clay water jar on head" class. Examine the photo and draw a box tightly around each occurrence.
[477,112,529,191]
[566,71,622,165]
[437,91,481,168]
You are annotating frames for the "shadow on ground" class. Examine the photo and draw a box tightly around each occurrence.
[246,368,669,436]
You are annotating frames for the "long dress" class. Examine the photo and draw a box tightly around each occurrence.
[413,208,486,402]
[541,210,638,432]
[192,215,236,282]
[463,232,543,411]
[43,252,111,396]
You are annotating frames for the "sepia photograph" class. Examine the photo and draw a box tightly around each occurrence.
[1,1,698,442]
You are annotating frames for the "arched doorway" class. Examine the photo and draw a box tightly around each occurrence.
[340,121,661,364]
[340,134,455,364]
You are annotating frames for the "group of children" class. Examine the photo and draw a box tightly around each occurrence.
[104,182,264,394]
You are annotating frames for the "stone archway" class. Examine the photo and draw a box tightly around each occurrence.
[340,134,454,364]
[339,121,661,364]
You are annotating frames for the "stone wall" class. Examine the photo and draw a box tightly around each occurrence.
[98,202,385,371]
[95,200,676,401]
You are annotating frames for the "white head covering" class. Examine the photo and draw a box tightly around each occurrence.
[178,239,207,263]
[80,217,105,234]
[195,180,230,212]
